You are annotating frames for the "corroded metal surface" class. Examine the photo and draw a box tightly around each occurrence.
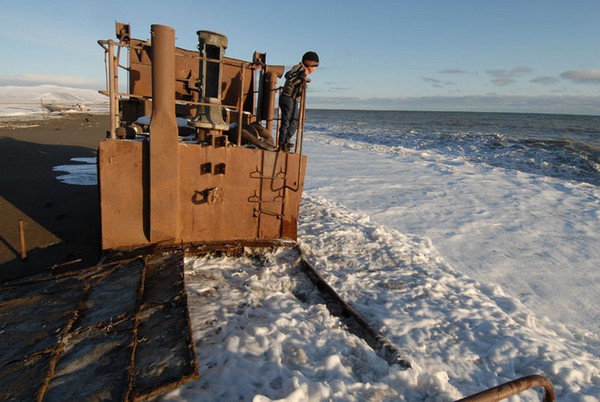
[98,23,304,251]
[99,141,306,250]
[0,251,198,401]
[148,25,179,244]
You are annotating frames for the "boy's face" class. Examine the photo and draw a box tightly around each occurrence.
[303,61,319,75]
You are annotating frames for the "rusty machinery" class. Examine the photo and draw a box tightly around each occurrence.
[97,23,306,250]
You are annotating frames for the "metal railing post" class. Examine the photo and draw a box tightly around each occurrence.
[107,40,117,139]
[295,80,307,155]
[237,64,246,146]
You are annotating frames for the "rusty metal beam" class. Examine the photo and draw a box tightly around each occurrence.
[298,252,411,368]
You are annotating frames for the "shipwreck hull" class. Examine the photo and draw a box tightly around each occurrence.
[98,140,306,250]
[98,23,306,251]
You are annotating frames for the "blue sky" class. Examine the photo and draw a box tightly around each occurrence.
[1,0,599,114]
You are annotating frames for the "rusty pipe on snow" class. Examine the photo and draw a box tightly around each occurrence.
[456,374,556,402]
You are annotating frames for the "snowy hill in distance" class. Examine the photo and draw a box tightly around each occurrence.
[0,84,108,117]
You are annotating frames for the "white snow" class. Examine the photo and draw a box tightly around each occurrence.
[53,157,98,186]
[302,136,600,337]
[160,137,600,401]
[0,84,108,117]
[1,86,599,400]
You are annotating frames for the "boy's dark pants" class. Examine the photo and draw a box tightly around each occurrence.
[278,94,298,148]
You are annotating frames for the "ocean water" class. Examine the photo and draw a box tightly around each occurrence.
[304,110,600,187]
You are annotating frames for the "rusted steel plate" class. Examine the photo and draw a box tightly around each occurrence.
[0,278,85,365]
[99,141,307,249]
[0,353,53,401]
[256,150,286,239]
[177,142,258,242]
[0,251,198,401]
[72,259,144,330]
[98,140,148,250]
[131,252,199,400]
[45,327,134,401]
[282,153,307,239]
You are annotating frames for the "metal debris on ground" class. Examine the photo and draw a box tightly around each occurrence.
[0,249,198,401]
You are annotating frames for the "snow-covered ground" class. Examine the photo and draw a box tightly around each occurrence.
[2,85,599,400]
[0,85,108,117]
[302,136,600,338]
[158,138,600,401]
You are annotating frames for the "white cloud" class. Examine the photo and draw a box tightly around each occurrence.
[530,76,559,85]
[560,69,600,84]
[486,67,532,87]
[422,77,454,88]
[439,68,471,75]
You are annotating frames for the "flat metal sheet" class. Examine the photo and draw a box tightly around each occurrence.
[0,250,198,401]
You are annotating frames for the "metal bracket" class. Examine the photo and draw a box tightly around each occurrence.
[249,169,286,180]
[253,209,283,219]
[200,162,226,175]
[192,187,223,205]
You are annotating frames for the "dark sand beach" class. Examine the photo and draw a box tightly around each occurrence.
[0,113,109,281]
[0,114,200,401]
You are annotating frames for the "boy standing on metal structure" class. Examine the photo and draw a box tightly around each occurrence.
[278,51,319,152]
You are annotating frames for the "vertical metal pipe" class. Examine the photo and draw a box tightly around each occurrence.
[275,88,281,147]
[236,65,245,146]
[150,25,177,130]
[19,219,27,260]
[296,81,307,155]
[107,40,117,139]
[149,24,179,243]
[264,71,277,133]
[114,45,120,125]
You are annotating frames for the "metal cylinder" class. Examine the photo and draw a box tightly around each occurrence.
[148,24,179,243]
[264,71,278,132]
[150,25,177,132]
[107,40,117,139]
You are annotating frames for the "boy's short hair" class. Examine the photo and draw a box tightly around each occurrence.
[302,51,319,64]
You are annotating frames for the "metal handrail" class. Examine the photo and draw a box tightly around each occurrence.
[99,37,260,141]
[456,374,556,402]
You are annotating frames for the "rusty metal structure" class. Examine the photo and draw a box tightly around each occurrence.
[97,23,306,251]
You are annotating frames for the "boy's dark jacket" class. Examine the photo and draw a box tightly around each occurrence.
[281,63,307,100]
